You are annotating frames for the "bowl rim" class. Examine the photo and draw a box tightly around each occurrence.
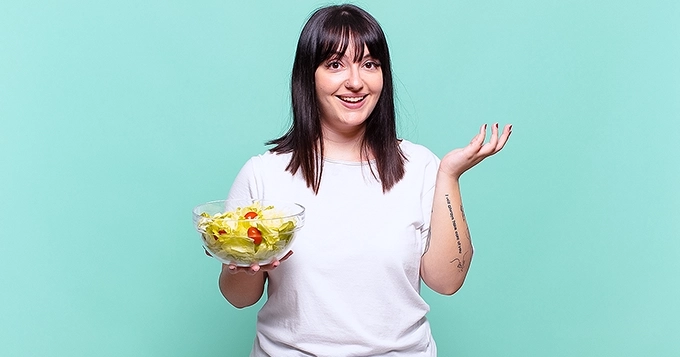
[192,199,305,223]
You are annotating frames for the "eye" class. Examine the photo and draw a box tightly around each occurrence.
[364,61,381,70]
[326,60,342,70]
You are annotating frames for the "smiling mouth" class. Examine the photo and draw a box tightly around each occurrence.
[337,95,367,103]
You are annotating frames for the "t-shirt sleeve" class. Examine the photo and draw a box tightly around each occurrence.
[420,151,441,255]
[227,156,263,201]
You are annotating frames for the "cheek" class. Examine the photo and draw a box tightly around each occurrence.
[315,80,332,96]
[371,75,384,93]
[372,82,383,98]
[316,87,332,104]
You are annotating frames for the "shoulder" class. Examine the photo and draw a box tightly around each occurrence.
[243,149,298,183]
[399,139,440,165]
[397,140,440,189]
[228,150,293,200]
[243,150,292,172]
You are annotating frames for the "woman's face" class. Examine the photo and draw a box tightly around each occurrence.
[314,42,383,134]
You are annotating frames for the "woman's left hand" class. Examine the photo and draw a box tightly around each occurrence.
[439,123,512,179]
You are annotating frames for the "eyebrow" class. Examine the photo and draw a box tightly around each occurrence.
[330,51,375,62]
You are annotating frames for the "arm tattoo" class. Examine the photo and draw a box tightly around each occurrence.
[445,194,462,254]
[461,204,472,245]
[450,251,470,272]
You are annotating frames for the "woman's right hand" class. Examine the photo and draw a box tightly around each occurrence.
[219,250,294,275]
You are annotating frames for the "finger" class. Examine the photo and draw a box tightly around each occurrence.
[464,124,487,157]
[493,124,512,153]
[473,123,487,146]
[259,251,293,271]
[227,264,238,274]
[279,250,294,262]
[479,122,499,156]
[467,124,486,146]
[256,260,278,271]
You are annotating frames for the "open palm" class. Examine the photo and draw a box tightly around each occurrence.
[439,123,512,178]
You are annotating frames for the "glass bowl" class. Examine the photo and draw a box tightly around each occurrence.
[192,199,305,266]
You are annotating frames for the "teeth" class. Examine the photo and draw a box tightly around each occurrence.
[339,96,365,103]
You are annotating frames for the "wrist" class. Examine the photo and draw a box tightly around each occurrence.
[437,167,462,183]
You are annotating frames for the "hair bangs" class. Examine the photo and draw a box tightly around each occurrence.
[316,11,384,66]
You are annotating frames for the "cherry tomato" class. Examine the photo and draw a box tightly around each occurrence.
[214,229,227,240]
[247,226,262,245]
[244,211,258,219]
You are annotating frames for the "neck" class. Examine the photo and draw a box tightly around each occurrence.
[320,124,369,162]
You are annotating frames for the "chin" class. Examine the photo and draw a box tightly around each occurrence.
[340,118,369,128]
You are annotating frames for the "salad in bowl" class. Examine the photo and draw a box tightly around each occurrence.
[192,199,305,266]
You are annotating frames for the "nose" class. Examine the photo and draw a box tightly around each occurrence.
[344,65,364,91]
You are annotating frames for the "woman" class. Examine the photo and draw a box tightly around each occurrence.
[219,4,511,356]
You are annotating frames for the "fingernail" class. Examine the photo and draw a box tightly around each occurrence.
[509,124,513,132]
[494,122,498,129]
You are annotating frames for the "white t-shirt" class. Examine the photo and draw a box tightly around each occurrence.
[227,140,441,357]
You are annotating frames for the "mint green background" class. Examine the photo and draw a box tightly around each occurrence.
[1,1,678,356]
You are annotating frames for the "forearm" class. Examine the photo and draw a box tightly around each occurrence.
[421,171,473,295]
[218,265,267,308]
